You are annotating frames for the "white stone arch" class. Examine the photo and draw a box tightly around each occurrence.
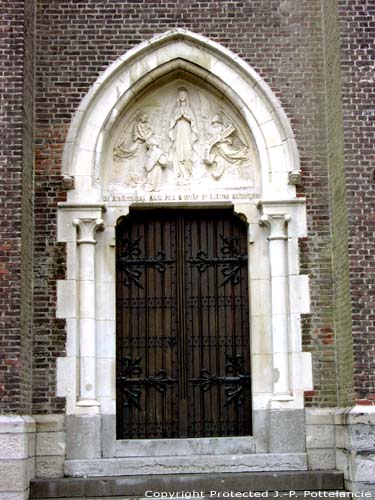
[62,28,299,201]
[57,29,313,473]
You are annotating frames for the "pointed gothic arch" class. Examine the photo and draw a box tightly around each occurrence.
[62,28,300,201]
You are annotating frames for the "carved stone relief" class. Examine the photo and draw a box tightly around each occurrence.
[103,80,258,195]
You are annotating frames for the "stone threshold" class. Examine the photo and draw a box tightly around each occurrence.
[115,436,256,457]
[30,471,344,498]
[64,453,308,477]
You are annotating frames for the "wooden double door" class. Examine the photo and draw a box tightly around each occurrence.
[116,209,251,439]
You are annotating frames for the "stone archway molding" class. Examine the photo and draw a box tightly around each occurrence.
[61,28,300,202]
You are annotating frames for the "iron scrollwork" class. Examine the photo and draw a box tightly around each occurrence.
[117,236,175,288]
[190,354,251,406]
[117,355,176,409]
[188,235,247,286]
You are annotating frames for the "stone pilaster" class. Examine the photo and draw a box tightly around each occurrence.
[73,217,104,408]
[260,213,292,403]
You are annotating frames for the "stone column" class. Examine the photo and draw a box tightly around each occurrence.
[73,217,103,408]
[260,213,292,402]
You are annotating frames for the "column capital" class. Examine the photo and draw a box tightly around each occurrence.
[260,213,291,240]
[73,218,104,244]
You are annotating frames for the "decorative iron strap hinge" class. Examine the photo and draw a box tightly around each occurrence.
[188,235,247,285]
[190,354,251,406]
[117,356,176,409]
[117,236,175,288]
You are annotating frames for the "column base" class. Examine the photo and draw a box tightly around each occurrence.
[76,399,101,407]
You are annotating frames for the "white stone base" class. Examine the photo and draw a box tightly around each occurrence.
[34,415,65,479]
[0,416,35,500]
[64,453,307,477]
[306,406,375,493]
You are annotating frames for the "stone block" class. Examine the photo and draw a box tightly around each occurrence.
[96,358,115,398]
[115,436,255,457]
[289,274,310,314]
[0,434,28,460]
[65,318,79,357]
[0,491,29,500]
[96,282,115,321]
[291,352,313,390]
[96,320,116,358]
[269,409,306,453]
[56,280,76,319]
[345,480,375,495]
[351,451,375,482]
[307,448,336,470]
[252,410,269,453]
[252,354,273,393]
[101,415,116,458]
[305,408,335,425]
[57,210,75,242]
[56,357,77,398]
[250,279,271,318]
[35,456,64,478]
[66,415,101,459]
[36,431,65,456]
[348,424,375,451]
[0,417,27,434]
[306,424,334,449]
[64,453,307,477]
[34,414,65,432]
[346,406,375,426]
[0,460,28,491]
[251,315,272,355]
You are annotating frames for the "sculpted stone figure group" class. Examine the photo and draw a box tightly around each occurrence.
[113,86,253,191]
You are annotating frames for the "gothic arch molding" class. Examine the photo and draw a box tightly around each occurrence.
[62,28,300,201]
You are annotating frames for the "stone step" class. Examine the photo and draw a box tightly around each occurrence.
[115,436,256,457]
[30,470,344,498]
[64,453,307,477]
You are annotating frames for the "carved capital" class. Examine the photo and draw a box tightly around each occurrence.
[73,218,104,244]
[260,214,290,240]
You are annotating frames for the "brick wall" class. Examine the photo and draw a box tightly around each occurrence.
[338,0,375,404]
[32,0,351,411]
[0,0,35,414]
[321,0,354,406]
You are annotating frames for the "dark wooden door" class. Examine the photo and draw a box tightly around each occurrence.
[116,209,251,439]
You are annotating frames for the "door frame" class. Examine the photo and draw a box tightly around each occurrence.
[57,197,311,461]
[56,30,313,467]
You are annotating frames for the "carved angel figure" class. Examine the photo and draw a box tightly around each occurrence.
[168,88,199,183]
[204,112,251,180]
[114,112,153,160]
[113,111,168,190]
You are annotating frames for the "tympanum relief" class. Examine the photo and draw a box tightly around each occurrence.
[105,81,258,196]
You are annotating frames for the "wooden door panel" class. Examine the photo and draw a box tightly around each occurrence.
[116,209,251,439]
[116,213,179,439]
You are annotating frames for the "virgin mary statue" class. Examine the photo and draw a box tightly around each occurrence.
[169,87,199,183]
